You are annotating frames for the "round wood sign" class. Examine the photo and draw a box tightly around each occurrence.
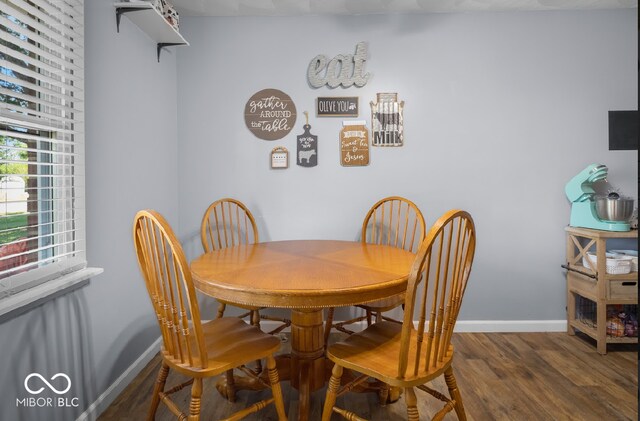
[244,88,297,140]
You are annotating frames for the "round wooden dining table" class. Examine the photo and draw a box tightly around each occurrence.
[190,239,415,421]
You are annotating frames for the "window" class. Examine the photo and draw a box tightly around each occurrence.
[0,0,86,303]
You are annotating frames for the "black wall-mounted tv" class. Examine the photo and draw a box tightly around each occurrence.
[608,110,638,150]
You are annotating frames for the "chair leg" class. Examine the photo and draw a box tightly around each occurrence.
[378,382,389,406]
[324,307,335,350]
[188,378,203,421]
[216,301,226,319]
[147,362,169,421]
[250,310,263,374]
[266,355,287,421]
[321,363,344,421]
[405,386,419,421]
[225,369,236,402]
[444,366,467,421]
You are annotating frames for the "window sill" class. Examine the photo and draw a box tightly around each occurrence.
[0,267,103,324]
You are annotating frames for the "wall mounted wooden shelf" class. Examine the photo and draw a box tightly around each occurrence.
[113,2,189,62]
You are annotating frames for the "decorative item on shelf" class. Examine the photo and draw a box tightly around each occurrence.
[148,0,166,14]
[270,146,289,169]
[245,89,297,141]
[565,164,633,232]
[370,93,404,147]
[316,97,358,117]
[307,42,370,89]
[296,112,317,167]
[340,120,369,167]
[113,0,189,62]
[163,1,179,31]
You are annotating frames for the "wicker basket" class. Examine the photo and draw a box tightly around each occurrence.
[609,250,638,272]
[582,252,632,275]
[576,297,638,338]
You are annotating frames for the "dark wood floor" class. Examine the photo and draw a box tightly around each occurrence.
[99,332,637,420]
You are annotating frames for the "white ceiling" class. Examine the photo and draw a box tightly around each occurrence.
[170,0,637,17]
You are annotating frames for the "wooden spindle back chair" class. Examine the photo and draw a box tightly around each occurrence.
[134,210,287,421]
[201,198,292,328]
[362,196,426,252]
[322,209,476,421]
[200,198,260,323]
[201,198,258,253]
[200,199,290,400]
[135,210,206,369]
[326,197,426,342]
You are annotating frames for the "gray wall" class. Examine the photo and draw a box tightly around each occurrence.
[176,10,637,322]
[0,4,637,421]
[0,0,179,419]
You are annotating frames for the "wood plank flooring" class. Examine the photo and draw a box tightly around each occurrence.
[98,332,637,420]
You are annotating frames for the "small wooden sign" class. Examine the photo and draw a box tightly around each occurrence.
[245,88,297,141]
[340,120,369,166]
[297,112,318,167]
[317,97,358,117]
[271,146,289,169]
[370,92,404,147]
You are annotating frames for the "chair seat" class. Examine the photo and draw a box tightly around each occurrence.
[326,321,453,388]
[357,293,404,312]
[163,317,281,376]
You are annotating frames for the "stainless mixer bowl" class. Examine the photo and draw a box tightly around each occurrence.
[594,197,635,222]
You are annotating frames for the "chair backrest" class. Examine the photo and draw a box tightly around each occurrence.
[398,210,476,379]
[200,198,259,252]
[362,196,426,252]
[133,210,208,369]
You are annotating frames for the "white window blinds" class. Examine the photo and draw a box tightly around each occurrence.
[0,0,85,297]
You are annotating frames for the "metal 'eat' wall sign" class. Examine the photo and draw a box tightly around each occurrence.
[307,42,370,89]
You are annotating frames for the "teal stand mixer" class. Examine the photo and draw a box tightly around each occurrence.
[565,164,630,232]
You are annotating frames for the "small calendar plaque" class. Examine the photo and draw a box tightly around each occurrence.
[271,146,289,169]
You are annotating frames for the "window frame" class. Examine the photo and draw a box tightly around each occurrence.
[0,0,100,320]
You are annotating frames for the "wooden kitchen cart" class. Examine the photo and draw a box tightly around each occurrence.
[564,226,638,354]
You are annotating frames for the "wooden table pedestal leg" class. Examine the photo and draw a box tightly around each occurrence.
[290,309,326,421]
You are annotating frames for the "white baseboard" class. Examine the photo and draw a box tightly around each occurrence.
[76,336,161,421]
[454,320,567,333]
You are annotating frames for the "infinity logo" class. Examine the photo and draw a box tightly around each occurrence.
[24,373,71,395]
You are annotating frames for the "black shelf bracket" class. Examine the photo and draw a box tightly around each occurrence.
[157,43,185,62]
[115,7,148,33]
[115,7,187,63]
